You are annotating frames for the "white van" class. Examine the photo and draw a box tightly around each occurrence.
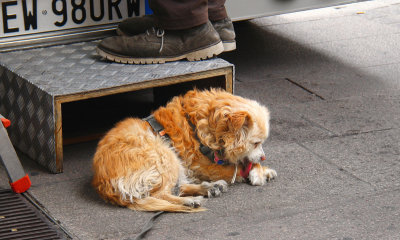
[0,0,360,52]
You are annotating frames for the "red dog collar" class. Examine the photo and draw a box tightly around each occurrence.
[240,162,253,179]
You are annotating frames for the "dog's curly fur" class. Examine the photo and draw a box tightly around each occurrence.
[92,89,276,212]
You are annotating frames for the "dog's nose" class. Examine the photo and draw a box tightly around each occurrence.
[261,155,266,161]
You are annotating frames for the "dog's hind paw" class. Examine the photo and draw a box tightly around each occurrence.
[201,180,228,198]
[184,196,204,208]
[213,180,228,193]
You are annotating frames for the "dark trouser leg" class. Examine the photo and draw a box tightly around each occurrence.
[208,0,227,22]
[149,0,209,30]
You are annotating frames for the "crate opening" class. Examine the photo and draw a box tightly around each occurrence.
[61,76,227,145]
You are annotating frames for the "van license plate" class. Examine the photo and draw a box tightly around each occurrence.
[1,0,145,38]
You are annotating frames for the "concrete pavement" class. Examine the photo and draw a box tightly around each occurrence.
[1,0,400,239]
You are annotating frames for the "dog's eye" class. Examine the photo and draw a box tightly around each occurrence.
[254,142,261,147]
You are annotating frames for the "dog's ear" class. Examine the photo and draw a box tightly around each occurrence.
[228,111,252,131]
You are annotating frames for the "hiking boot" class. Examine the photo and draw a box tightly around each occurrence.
[211,18,236,52]
[117,15,236,52]
[97,21,224,64]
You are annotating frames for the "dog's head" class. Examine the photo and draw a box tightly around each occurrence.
[190,90,270,167]
[214,101,270,166]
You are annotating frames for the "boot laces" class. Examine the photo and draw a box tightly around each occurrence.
[146,27,165,53]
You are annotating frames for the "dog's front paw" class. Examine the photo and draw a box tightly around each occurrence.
[201,180,228,198]
[249,165,277,186]
[264,168,277,181]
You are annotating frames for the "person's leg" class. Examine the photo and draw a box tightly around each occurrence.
[116,0,208,35]
[208,0,236,52]
[149,0,208,30]
[116,0,235,52]
[208,0,227,22]
[97,0,233,64]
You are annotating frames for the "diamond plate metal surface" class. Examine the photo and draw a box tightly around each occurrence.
[0,41,232,97]
[0,41,233,173]
[0,67,56,172]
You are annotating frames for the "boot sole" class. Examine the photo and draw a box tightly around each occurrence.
[97,41,224,64]
[117,28,236,52]
[222,41,236,52]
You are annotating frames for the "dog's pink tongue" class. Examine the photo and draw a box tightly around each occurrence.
[240,161,253,179]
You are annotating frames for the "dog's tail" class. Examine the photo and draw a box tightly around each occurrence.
[127,197,206,213]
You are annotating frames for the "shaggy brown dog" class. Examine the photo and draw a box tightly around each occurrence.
[92,89,276,212]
